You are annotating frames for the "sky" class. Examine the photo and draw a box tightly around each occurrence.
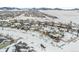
[0,0,79,9]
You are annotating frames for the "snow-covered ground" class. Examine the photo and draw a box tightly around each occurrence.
[0,27,78,52]
[0,10,79,52]
[40,10,79,24]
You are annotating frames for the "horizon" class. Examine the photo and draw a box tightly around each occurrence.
[0,7,79,9]
[0,6,79,9]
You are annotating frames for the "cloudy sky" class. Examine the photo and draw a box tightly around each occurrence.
[0,0,79,9]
